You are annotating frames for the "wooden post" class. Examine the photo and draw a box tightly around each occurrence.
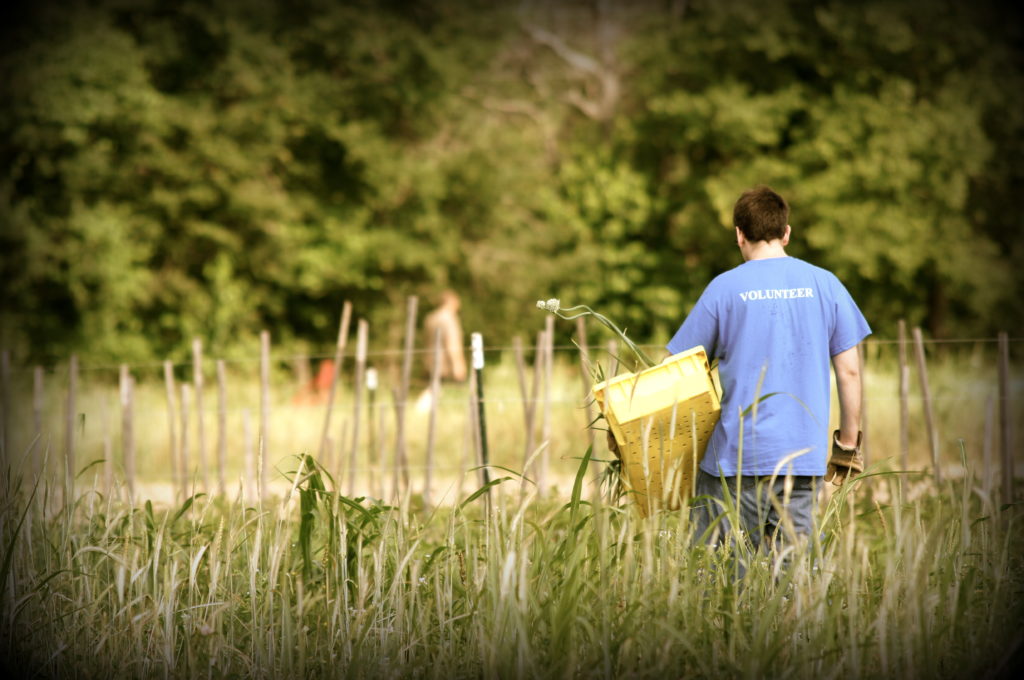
[349,319,368,497]
[319,301,352,459]
[912,327,941,483]
[857,342,869,467]
[607,339,620,379]
[897,320,910,470]
[120,365,135,503]
[424,327,442,506]
[216,360,228,497]
[180,383,191,495]
[366,368,380,498]
[65,354,78,498]
[260,329,271,501]
[101,390,113,494]
[983,392,995,496]
[33,366,43,463]
[576,317,596,451]
[1,349,9,460]
[242,408,254,504]
[472,333,491,494]
[513,335,540,482]
[998,331,1014,504]
[192,338,208,491]
[393,295,418,497]
[163,360,180,500]
[293,354,312,392]
[539,318,554,495]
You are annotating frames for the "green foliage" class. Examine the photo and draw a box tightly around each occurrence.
[0,0,1020,363]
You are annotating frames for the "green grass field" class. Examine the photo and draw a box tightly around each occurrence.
[1,343,1022,678]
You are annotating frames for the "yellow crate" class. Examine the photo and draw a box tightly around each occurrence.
[592,346,721,517]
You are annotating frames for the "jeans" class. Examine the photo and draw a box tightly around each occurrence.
[690,469,820,551]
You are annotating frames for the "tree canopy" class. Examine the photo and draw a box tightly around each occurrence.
[2,0,1021,363]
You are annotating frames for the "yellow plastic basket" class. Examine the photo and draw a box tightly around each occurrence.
[592,346,722,517]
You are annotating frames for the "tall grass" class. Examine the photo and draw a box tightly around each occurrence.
[1,447,1021,678]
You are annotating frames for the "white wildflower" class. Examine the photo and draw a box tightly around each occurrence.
[536,298,560,312]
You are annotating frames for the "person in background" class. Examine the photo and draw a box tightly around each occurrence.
[416,290,468,412]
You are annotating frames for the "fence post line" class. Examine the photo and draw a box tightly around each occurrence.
[512,335,536,491]
[393,295,418,498]
[192,338,208,492]
[470,334,490,503]
[897,320,910,470]
[576,317,596,451]
[319,301,352,459]
[216,359,228,497]
[1,349,9,461]
[912,327,941,483]
[180,383,191,497]
[349,319,368,497]
[983,392,995,496]
[101,389,113,495]
[857,342,869,469]
[162,361,180,500]
[33,366,44,467]
[539,317,554,496]
[242,408,254,504]
[424,327,442,507]
[366,368,380,498]
[119,365,135,504]
[65,354,78,499]
[998,331,1014,505]
[260,329,271,501]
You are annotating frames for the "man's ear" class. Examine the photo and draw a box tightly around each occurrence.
[782,224,791,246]
[735,226,745,247]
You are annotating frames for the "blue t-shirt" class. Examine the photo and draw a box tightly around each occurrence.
[667,256,870,477]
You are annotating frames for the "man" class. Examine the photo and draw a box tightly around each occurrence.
[667,186,870,549]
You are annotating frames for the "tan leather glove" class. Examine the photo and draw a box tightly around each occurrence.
[825,430,864,486]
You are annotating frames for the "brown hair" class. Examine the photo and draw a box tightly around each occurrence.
[733,186,789,242]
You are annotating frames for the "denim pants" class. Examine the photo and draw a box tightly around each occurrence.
[690,469,820,550]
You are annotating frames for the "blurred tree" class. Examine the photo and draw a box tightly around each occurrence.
[0,0,1020,364]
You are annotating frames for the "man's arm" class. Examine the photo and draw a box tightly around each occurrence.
[831,346,861,448]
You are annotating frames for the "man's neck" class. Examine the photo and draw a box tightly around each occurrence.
[742,240,788,261]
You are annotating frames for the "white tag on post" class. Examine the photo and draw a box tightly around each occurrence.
[471,333,484,370]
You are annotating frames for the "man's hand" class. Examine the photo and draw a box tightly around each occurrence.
[824,430,864,486]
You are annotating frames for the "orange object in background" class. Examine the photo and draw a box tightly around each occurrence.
[293,358,337,405]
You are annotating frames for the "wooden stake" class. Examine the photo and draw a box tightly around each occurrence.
[393,295,418,497]
[998,331,1013,504]
[120,365,135,503]
[539,318,554,495]
[101,389,113,494]
[319,301,352,459]
[607,339,620,379]
[424,326,442,506]
[897,320,910,470]
[216,359,228,497]
[349,319,368,497]
[242,408,254,504]
[32,366,43,464]
[1,349,9,460]
[983,392,995,496]
[857,342,869,467]
[192,338,208,491]
[912,327,941,483]
[163,360,180,500]
[472,333,491,498]
[180,383,191,495]
[65,354,78,498]
[576,317,595,450]
[260,329,271,500]
[366,368,380,498]
[513,335,540,483]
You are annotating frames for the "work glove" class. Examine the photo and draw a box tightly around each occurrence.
[825,430,864,486]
